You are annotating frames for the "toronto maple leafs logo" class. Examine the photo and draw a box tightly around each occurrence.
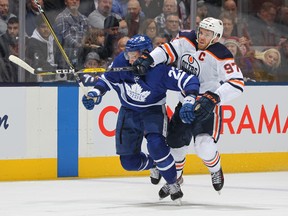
[134,76,140,82]
[125,83,151,102]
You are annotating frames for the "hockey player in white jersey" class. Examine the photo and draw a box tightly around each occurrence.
[133,17,245,198]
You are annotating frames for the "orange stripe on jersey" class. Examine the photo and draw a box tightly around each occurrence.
[229,79,245,87]
[163,43,175,63]
[213,105,220,140]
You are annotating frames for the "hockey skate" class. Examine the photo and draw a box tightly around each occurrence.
[159,182,183,204]
[150,166,162,185]
[158,173,184,200]
[211,167,224,194]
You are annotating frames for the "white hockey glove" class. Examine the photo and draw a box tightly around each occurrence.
[179,95,196,124]
[82,88,102,110]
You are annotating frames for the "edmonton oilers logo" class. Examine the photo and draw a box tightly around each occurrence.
[180,54,200,76]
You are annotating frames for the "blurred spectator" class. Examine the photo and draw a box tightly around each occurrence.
[43,0,66,18]
[118,18,128,36]
[112,0,129,18]
[152,34,167,48]
[26,16,56,72]
[84,51,102,68]
[55,0,89,69]
[139,18,158,41]
[8,0,19,16]
[204,0,222,18]
[114,35,130,56]
[0,16,18,57]
[161,13,180,41]
[125,0,145,37]
[247,1,282,47]
[140,0,163,19]
[222,0,237,23]
[224,36,254,82]
[251,48,281,82]
[155,0,178,33]
[25,0,45,37]
[178,0,190,23]
[278,39,288,81]
[102,15,123,60]
[0,16,19,82]
[196,0,208,20]
[219,12,236,41]
[0,0,16,35]
[81,28,105,66]
[183,14,201,30]
[78,0,97,17]
[88,0,121,29]
[275,5,288,37]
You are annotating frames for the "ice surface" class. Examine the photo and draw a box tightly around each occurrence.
[0,172,287,216]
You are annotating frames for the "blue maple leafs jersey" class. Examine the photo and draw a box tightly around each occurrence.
[83,52,199,111]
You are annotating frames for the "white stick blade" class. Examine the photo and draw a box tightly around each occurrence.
[8,55,35,74]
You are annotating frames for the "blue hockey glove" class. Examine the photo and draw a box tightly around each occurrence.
[193,91,220,122]
[82,88,102,110]
[132,52,154,76]
[179,95,196,124]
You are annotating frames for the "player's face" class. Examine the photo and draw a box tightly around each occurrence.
[127,51,141,64]
[197,28,214,50]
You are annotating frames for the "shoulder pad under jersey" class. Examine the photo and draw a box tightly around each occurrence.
[207,43,233,60]
[177,30,197,45]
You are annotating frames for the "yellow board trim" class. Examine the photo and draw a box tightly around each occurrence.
[0,152,287,181]
[0,158,57,181]
[79,152,288,178]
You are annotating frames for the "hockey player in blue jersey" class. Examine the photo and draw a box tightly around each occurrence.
[133,18,245,198]
[81,34,200,203]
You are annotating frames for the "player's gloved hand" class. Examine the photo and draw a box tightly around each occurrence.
[193,91,220,122]
[179,95,196,124]
[132,52,154,76]
[82,88,102,110]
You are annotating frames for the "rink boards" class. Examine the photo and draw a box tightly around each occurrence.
[0,85,287,181]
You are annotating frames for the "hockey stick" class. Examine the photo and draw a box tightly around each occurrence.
[9,55,35,74]
[9,55,135,75]
[33,0,86,93]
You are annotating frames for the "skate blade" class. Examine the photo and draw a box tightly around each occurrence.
[173,198,182,206]
[217,190,221,195]
[159,196,169,200]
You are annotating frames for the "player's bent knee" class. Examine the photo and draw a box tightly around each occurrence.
[146,133,169,160]
[120,154,140,171]
[194,134,217,160]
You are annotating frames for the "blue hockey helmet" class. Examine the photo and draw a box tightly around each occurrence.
[125,34,153,53]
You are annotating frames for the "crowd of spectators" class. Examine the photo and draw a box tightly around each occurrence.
[0,0,287,82]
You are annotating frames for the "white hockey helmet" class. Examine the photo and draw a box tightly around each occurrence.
[198,17,223,45]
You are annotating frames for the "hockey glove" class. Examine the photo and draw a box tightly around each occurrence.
[193,91,220,122]
[132,52,154,76]
[82,88,102,110]
[179,95,196,124]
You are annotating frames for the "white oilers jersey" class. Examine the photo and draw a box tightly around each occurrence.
[150,30,244,105]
